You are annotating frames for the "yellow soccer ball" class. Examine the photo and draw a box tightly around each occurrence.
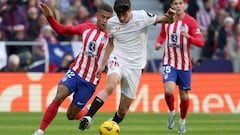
[99,120,120,135]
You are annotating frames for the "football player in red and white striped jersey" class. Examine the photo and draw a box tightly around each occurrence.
[155,0,204,133]
[32,2,113,135]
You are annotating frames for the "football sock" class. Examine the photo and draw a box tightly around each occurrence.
[39,100,61,131]
[180,98,189,119]
[112,112,123,124]
[165,94,175,111]
[86,96,104,117]
[75,105,89,120]
[179,118,186,124]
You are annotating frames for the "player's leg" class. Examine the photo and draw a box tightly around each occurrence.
[67,75,96,121]
[88,73,120,117]
[112,68,141,124]
[32,84,70,135]
[33,69,81,135]
[112,93,133,123]
[162,65,177,129]
[79,55,121,130]
[164,81,177,129]
[177,70,191,133]
[79,73,120,130]
[178,90,188,133]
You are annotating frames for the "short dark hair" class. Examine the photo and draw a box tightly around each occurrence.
[98,3,113,13]
[114,0,131,14]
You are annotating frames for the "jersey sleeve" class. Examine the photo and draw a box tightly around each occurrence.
[47,16,92,36]
[156,24,166,45]
[142,10,157,26]
[188,18,204,47]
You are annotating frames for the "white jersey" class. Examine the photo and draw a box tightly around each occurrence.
[107,10,156,69]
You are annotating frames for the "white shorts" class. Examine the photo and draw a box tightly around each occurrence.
[107,55,142,99]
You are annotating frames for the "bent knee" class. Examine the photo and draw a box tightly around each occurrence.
[66,113,75,120]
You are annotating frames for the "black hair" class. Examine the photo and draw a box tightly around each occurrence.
[98,3,113,13]
[114,0,131,14]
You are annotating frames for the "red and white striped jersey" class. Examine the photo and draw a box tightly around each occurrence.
[48,16,109,85]
[156,14,204,71]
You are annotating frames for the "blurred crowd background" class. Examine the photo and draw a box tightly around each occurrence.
[0,0,240,73]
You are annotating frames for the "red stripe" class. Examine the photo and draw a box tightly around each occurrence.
[180,24,185,70]
[89,33,107,83]
[173,21,178,68]
[167,24,171,65]
[82,30,101,79]
[76,29,94,74]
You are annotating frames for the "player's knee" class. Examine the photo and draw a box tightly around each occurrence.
[165,91,173,96]
[66,113,75,120]
[180,94,188,101]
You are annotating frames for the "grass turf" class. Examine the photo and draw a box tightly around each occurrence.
[0,112,239,135]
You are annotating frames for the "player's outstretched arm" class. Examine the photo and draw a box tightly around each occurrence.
[156,8,176,23]
[39,1,82,35]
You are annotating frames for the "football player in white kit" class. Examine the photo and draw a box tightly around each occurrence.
[79,0,176,130]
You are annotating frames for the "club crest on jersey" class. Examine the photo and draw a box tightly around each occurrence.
[100,36,108,44]
[115,26,120,31]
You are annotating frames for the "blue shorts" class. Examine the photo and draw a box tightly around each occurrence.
[59,69,96,108]
[162,65,191,90]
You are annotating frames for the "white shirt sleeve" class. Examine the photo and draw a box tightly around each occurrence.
[141,10,157,26]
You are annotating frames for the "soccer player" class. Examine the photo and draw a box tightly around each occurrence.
[155,0,204,133]
[79,0,176,130]
[32,2,113,135]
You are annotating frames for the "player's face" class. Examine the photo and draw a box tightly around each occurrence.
[117,10,131,24]
[96,10,112,30]
[171,0,185,16]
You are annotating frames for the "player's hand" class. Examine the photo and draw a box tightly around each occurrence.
[95,66,105,79]
[155,43,161,50]
[181,30,189,39]
[39,1,53,17]
[164,8,176,23]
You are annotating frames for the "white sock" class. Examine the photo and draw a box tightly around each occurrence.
[179,119,186,124]
[37,129,44,133]
[170,110,176,115]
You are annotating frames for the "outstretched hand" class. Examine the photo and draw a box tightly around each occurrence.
[164,8,176,23]
[39,1,53,17]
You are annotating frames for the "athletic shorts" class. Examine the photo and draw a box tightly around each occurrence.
[107,55,142,99]
[59,69,96,108]
[161,65,191,90]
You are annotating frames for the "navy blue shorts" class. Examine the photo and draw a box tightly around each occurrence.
[162,65,192,90]
[59,70,96,108]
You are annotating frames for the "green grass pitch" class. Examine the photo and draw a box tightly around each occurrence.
[0,112,239,135]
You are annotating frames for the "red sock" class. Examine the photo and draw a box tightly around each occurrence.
[165,94,175,111]
[74,105,89,120]
[39,100,61,131]
[180,98,189,119]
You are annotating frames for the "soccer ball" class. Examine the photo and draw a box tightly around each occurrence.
[99,120,120,135]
